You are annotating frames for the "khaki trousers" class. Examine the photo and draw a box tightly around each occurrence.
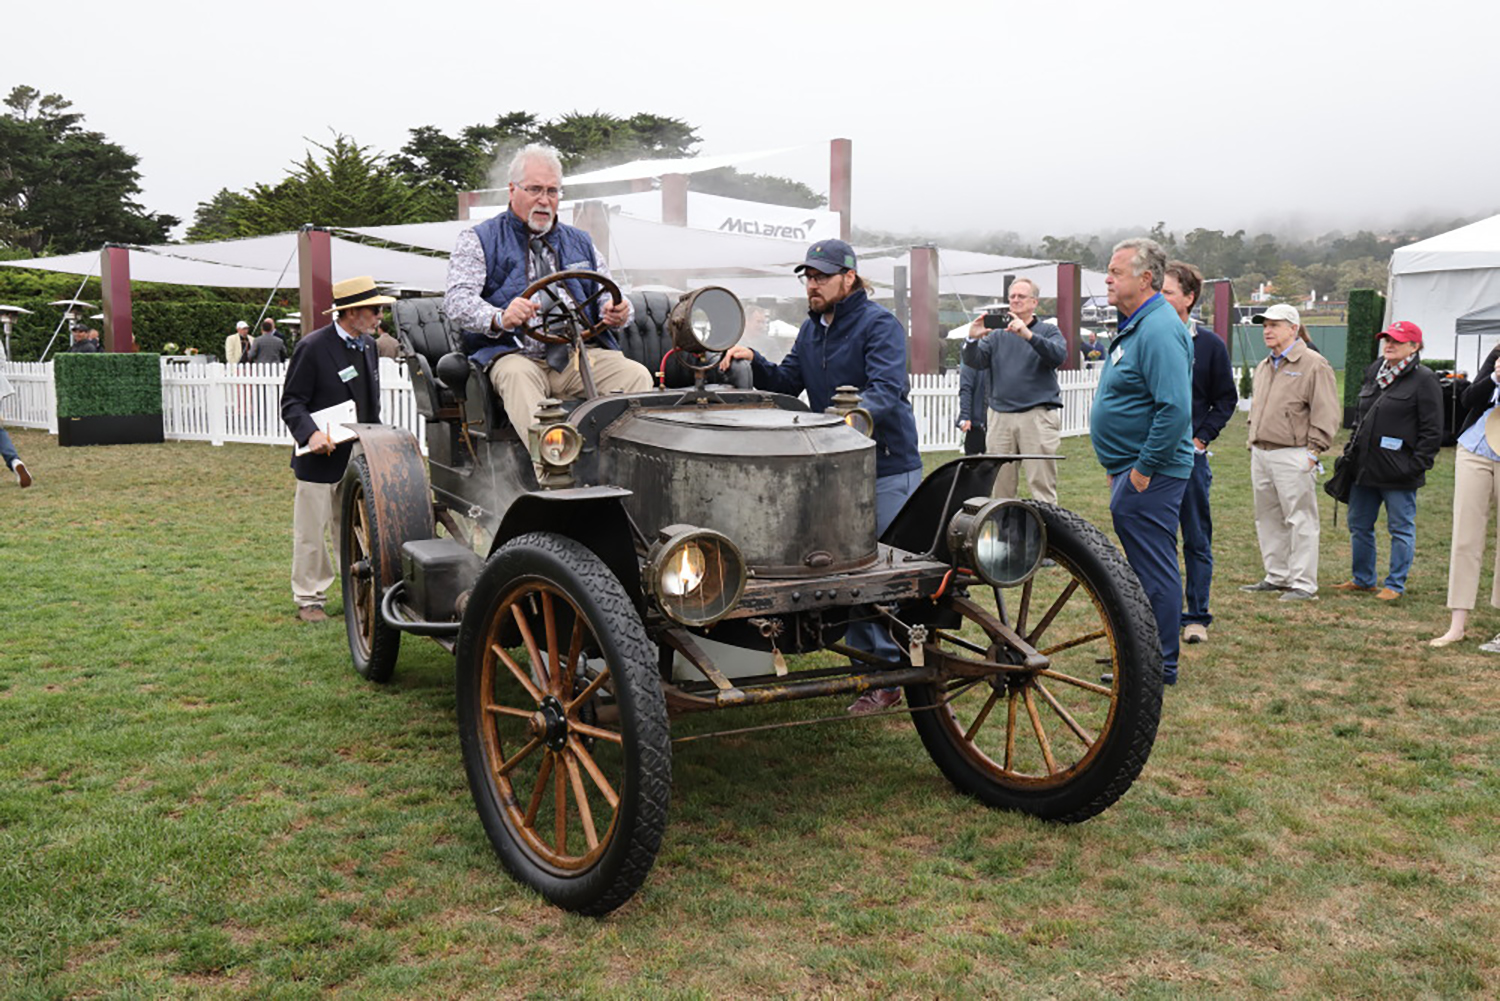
[1250,445,1320,593]
[490,349,653,435]
[1446,446,1500,611]
[291,479,343,609]
[985,406,1060,503]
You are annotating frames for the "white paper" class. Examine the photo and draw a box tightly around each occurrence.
[294,400,359,456]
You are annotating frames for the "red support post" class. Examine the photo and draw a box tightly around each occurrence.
[298,227,333,329]
[572,201,612,265]
[1210,279,1234,363]
[830,138,852,241]
[457,190,477,221]
[661,174,688,226]
[100,244,135,352]
[909,245,939,375]
[1055,263,1082,371]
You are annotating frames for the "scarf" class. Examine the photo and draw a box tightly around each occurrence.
[1375,350,1418,390]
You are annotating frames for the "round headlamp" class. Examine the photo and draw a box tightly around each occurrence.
[537,423,582,468]
[646,525,747,627]
[667,287,744,354]
[946,498,1047,588]
[841,407,874,437]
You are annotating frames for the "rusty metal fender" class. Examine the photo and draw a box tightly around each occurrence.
[491,485,643,610]
[345,424,433,589]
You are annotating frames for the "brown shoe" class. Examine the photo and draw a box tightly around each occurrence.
[12,461,30,488]
[1332,580,1376,592]
[847,687,902,715]
[297,605,328,623]
[1375,588,1401,601]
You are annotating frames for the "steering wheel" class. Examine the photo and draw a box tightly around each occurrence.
[517,269,624,345]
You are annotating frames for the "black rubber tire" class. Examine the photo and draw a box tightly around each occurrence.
[907,502,1163,823]
[455,531,671,916]
[341,455,402,683]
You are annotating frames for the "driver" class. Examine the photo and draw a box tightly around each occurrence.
[721,239,922,715]
[444,144,652,435]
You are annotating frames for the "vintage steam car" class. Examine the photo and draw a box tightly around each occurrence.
[339,270,1162,915]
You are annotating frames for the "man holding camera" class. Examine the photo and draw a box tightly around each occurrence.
[961,278,1067,503]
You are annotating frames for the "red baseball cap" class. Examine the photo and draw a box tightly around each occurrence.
[1380,320,1422,343]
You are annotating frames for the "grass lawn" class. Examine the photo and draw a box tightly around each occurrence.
[0,414,1495,999]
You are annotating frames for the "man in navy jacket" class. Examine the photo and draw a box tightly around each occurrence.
[280,276,390,623]
[722,239,922,713]
[1163,261,1237,645]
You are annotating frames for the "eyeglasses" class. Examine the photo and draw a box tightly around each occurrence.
[517,184,563,199]
[800,270,847,286]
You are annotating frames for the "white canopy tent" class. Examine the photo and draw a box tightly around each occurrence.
[1389,213,1500,370]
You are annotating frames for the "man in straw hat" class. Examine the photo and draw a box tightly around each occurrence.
[443,143,651,437]
[279,276,393,623]
[1240,302,1339,603]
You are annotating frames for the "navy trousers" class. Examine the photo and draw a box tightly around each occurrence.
[1178,451,1214,626]
[847,468,922,662]
[1110,472,1189,682]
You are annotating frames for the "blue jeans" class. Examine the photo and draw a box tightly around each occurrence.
[1347,484,1417,593]
[1178,451,1214,626]
[847,467,923,662]
[1110,472,1189,681]
[0,425,18,471]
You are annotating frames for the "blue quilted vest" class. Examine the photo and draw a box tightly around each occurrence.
[462,210,620,365]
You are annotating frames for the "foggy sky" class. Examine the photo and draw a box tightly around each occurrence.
[8,0,1499,243]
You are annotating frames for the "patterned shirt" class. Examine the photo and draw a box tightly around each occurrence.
[445,224,634,361]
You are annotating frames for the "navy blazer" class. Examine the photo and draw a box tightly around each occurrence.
[281,321,382,483]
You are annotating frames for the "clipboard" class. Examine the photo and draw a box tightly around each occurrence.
[294,400,359,455]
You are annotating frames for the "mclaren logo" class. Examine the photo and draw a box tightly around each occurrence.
[718,217,820,240]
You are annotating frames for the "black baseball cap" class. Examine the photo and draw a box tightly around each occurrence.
[795,239,858,276]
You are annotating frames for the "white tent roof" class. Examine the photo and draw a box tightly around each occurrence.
[0,235,450,292]
[1391,213,1500,275]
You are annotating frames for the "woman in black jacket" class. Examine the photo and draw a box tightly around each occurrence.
[1332,322,1442,601]
[1432,340,1500,647]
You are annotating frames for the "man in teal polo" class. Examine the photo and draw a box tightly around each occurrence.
[1090,238,1195,685]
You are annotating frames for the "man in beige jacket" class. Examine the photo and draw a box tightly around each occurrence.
[1241,304,1340,601]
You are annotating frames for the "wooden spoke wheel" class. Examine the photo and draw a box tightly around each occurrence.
[908,503,1163,822]
[516,269,623,345]
[340,455,402,682]
[456,532,670,915]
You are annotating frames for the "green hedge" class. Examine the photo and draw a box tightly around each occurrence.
[54,353,163,418]
[1344,289,1384,410]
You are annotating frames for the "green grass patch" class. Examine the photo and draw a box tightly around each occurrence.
[0,416,1495,998]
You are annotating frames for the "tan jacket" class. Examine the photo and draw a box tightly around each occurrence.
[1247,339,1340,452]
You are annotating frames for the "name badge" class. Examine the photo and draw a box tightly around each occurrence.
[1380,436,1403,450]
[1284,371,1303,378]
[1111,346,1123,365]
[339,366,358,383]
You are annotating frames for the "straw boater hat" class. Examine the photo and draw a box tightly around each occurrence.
[324,276,398,314]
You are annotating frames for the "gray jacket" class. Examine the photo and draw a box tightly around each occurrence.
[960,317,1066,413]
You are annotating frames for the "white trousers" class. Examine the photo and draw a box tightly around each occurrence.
[1250,445,1320,593]
[291,479,343,609]
[1446,446,1500,611]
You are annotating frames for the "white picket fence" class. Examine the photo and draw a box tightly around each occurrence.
[2,359,1103,452]
[909,368,1102,451]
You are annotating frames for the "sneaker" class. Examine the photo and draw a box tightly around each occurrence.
[296,605,328,623]
[1278,588,1318,602]
[1332,580,1376,593]
[1239,580,1287,593]
[12,461,30,488]
[1183,623,1208,644]
[1479,633,1500,654]
[847,687,902,715]
[1375,588,1401,601]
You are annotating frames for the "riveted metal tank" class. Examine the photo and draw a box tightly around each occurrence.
[600,407,877,577]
